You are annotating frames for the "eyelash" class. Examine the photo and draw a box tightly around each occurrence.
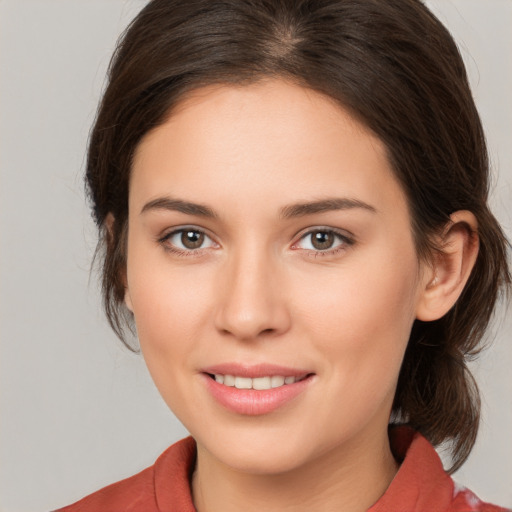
[158,226,355,258]
[158,227,218,257]
[292,228,355,257]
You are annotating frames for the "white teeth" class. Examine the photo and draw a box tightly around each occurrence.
[213,374,303,390]
[224,374,236,386]
[235,377,252,389]
[271,375,285,388]
[252,376,271,390]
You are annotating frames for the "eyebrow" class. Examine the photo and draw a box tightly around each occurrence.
[140,196,376,219]
[140,197,217,218]
[279,198,377,218]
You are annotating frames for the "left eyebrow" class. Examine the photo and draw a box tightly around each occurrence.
[280,198,377,219]
[140,197,218,218]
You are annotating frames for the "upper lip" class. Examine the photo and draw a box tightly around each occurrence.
[201,363,313,379]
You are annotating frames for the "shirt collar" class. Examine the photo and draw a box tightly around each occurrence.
[153,427,454,512]
[368,427,453,512]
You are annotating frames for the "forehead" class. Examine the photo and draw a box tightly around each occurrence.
[130,79,407,219]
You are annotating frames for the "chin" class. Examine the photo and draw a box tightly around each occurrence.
[193,421,334,476]
[216,443,310,475]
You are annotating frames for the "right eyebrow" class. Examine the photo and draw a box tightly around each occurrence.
[140,197,218,218]
[280,197,377,219]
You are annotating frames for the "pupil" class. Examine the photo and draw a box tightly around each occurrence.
[182,230,204,249]
[312,231,334,250]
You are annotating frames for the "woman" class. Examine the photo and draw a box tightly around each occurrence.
[57,0,510,510]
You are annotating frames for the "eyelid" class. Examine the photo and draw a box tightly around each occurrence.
[158,225,219,252]
[291,226,355,252]
[157,225,354,256]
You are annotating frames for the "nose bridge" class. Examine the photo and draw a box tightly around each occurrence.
[214,238,290,340]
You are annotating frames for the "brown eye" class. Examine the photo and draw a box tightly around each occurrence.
[310,230,335,250]
[181,230,205,249]
[161,228,216,253]
[293,228,353,254]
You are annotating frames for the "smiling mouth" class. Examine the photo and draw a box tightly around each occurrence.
[203,369,314,415]
[207,373,310,390]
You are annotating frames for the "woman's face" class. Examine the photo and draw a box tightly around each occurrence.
[125,80,429,474]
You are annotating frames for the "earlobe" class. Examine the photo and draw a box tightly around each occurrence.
[104,212,133,313]
[416,211,479,322]
[104,213,115,245]
[125,289,134,312]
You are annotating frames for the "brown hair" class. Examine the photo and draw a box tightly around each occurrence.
[87,0,510,472]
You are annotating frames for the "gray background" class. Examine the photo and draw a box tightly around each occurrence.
[0,1,510,510]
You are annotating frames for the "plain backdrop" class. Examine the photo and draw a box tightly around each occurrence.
[0,1,511,510]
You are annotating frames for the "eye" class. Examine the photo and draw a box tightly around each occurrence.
[293,229,353,253]
[160,228,217,252]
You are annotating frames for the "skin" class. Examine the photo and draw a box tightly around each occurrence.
[123,80,478,512]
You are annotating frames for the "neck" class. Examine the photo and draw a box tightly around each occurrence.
[191,426,398,512]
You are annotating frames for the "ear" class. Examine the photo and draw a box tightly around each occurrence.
[105,213,134,313]
[416,211,479,322]
[124,281,134,313]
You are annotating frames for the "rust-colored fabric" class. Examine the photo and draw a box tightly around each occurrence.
[368,428,508,512]
[55,437,197,512]
[56,428,508,511]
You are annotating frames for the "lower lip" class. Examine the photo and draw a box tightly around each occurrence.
[203,374,313,416]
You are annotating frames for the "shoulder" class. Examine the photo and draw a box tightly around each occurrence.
[370,428,510,512]
[451,483,511,512]
[54,437,197,512]
[54,465,156,512]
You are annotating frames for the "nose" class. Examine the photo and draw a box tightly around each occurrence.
[214,247,291,341]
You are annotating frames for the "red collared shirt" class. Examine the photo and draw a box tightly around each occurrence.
[56,428,509,512]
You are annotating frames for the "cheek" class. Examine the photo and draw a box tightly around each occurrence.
[293,246,420,380]
[299,257,417,334]
[125,241,212,358]
[125,251,215,416]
